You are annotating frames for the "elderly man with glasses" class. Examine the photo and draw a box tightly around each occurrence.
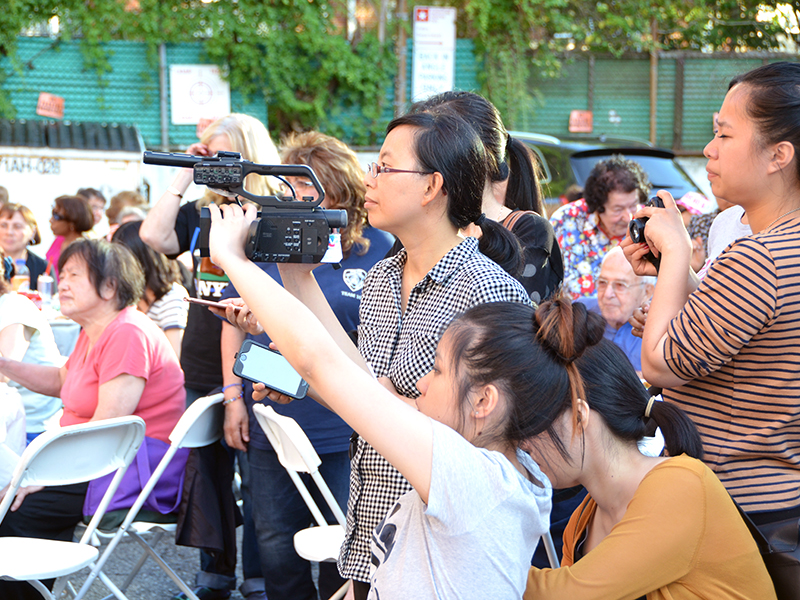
[550,155,651,299]
[577,246,655,373]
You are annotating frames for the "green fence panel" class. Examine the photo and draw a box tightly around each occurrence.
[522,59,590,134]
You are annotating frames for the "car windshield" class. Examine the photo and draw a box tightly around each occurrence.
[571,154,698,197]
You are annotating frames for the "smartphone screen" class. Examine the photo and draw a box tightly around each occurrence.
[233,339,309,399]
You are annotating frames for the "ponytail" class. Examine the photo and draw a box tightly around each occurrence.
[476,218,524,279]
[647,400,704,459]
[504,137,545,216]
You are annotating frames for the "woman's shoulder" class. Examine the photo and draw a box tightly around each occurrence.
[638,455,713,498]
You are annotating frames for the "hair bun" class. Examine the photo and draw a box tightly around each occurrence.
[535,292,605,365]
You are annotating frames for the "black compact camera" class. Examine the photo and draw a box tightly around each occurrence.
[143,151,347,263]
[628,196,665,270]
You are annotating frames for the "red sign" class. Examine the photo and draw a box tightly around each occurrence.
[415,7,429,21]
[36,93,65,120]
[569,110,593,133]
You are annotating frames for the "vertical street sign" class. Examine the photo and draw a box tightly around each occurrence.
[412,6,456,102]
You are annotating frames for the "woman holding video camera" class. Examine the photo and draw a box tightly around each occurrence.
[217,131,394,600]
[140,113,281,600]
[220,109,531,599]
[623,62,800,538]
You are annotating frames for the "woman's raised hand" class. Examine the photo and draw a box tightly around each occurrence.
[208,203,258,268]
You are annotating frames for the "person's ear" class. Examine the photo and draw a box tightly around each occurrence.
[472,383,501,420]
[768,141,795,175]
[420,172,445,207]
[100,279,117,301]
[643,282,655,298]
[575,398,591,432]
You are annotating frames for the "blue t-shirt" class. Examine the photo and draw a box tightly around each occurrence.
[221,227,395,454]
[575,296,642,371]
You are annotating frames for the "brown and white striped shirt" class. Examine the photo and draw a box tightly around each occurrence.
[664,218,800,513]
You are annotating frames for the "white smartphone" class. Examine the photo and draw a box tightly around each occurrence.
[232,339,309,399]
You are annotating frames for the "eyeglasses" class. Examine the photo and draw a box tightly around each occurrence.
[365,162,433,179]
[51,211,65,221]
[605,203,640,217]
[596,277,644,294]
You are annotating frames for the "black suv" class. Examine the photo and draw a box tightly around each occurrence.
[510,132,702,215]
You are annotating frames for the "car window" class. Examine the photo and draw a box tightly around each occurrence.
[534,145,574,201]
[571,154,699,198]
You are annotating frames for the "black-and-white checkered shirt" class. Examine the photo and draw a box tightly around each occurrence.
[338,237,532,582]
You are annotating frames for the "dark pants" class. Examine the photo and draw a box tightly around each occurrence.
[185,385,262,591]
[248,444,350,600]
[0,482,88,600]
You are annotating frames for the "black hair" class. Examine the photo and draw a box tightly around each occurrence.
[409,91,545,215]
[577,341,704,459]
[729,62,800,183]
[58,238,144,310]
[583,155,650,214]
[387,111,523,277]
[112,220,180,302]
[443,293,702,463]
[443,295,604,453]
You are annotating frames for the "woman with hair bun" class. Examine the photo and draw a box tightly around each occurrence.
[523,302,775,599]
[211,109,534,599]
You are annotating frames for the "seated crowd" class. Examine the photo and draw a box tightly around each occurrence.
[1,61,798,600]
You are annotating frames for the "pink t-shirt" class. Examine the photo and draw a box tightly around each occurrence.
[45,236,65,280]
[61,306,186,443]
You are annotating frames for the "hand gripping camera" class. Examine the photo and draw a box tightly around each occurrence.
[143,151,348,263]
[627,195,665,271]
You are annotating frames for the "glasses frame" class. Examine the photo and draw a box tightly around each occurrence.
[366,162,434,178]
[51,211,66,221]
[596,277,645,294]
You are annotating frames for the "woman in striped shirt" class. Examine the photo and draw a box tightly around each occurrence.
[623,62,800,525]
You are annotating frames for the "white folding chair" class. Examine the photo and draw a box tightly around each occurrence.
[0,416,146,600]
[72,393,225,600]
[252,404,349,600]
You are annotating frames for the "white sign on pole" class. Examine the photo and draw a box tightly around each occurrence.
[412,6,457,102]
[170,65,231,125]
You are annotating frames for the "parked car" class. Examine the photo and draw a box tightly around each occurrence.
[510,131,704,215]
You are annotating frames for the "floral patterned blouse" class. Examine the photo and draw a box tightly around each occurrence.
[549,198,623,299]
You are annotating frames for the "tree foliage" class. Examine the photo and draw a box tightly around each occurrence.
[453,0,793,127]
[0,0,395,144]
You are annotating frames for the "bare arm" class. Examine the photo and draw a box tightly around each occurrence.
[208,204,436,502]
[622,192,692,387]
[221,322,249,451]
[163,328,183,360]
[0,358,65,398]
[92,374,146,421]
[140,142,209,255]
[277,264,370,372]
[0,324,32,383]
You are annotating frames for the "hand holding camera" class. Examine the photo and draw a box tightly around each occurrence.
[622,191,692,277]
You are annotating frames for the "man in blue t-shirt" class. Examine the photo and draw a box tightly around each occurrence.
[576,246,654,373]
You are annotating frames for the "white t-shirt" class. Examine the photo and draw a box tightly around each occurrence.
[0,382,25,488]
[368,420,552,600]
[698,206,751,280]
[0,293,64,433]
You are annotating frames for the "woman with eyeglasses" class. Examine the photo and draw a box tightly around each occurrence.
[0,204,46,291]
[223,110,533,600]
[45,195,94,281]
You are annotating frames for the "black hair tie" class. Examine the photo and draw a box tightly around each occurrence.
[474,213,486,226]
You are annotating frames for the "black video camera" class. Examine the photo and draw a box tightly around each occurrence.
[628,196,665,270]
[142,151,348,263]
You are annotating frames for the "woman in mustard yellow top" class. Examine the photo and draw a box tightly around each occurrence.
[524,339,775,600]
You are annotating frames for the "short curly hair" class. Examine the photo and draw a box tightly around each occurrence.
[583,155,650,214]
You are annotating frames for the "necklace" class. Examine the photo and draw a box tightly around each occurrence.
[765,206,800,232]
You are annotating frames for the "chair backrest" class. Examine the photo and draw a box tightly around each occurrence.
[0,416,146,522]
[169,393,225,449]
[252,404,345,527]
[252,404,321,474]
